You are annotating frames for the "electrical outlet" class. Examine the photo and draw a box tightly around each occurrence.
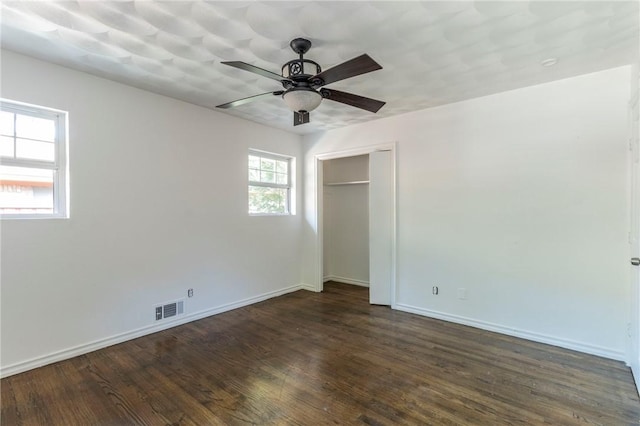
[187,288,194,298]
[457,288,467,300]
[432,286,438,295]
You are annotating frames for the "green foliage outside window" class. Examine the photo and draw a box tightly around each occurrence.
[248,186,287,214]
[248,153,290,215]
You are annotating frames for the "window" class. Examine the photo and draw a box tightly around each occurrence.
[248,150,292,215]
[0,99,68,218]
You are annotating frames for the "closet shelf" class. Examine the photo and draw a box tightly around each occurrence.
[324,180,370,186]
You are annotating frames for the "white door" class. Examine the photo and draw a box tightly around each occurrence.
[369,150,393,305]
[630,66,640,390]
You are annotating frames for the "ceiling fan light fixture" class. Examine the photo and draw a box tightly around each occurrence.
[282,88,322,112]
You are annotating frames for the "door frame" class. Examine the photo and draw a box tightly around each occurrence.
[628,63,639,394]
[314,142,397,308]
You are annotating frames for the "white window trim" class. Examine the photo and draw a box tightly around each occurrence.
[0,99,69,219]
[248,149,293,216]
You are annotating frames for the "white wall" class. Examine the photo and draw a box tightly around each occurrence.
[323,155,369,285]
[302,66,632,360]
[0,50,304,375]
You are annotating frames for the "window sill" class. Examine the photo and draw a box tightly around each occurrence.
[249,213,293,217]
[0,214,69,220]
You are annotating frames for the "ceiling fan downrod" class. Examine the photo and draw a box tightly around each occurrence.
[281,38,322,84]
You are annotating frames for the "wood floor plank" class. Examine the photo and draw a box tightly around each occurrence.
[0,379,22,425]
[58,356,130,424]
[2,281,639,425]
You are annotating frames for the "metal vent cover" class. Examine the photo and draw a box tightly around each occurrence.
[163,303,177,318]
[155,299,185,321]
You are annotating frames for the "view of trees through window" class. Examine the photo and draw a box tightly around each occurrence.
[248,152,290,215]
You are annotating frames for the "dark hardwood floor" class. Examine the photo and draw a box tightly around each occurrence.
[2,281,640,425]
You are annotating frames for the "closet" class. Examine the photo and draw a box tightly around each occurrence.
[318,148,394,305]
[322,155,370,288]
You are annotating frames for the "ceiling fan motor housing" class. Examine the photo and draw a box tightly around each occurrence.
[281,59,321,80]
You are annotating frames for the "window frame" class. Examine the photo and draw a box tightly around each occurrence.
[248,149,293,216]
[0,99,68,219]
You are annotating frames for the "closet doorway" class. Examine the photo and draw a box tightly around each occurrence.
[315,144,396,306]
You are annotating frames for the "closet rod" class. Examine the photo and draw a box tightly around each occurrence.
[324,180,370,186]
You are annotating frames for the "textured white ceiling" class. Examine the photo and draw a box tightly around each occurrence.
[1,1,638,134]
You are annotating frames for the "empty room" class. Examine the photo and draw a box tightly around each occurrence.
[1,1,640,424]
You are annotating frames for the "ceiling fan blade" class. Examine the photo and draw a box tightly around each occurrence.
[222,61,287,82]
[216,91,283,109]
[312,54,382,87]
[320,88,385,113]
[294,111,310,126]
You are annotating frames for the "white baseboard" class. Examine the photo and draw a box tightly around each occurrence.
[300,283,318,292]
[395,303,626,362]
[0,284,304,378]
[323,275,369,288]
[5,288,626,378]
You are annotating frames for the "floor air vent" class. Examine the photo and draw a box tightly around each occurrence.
[155,300,185,321]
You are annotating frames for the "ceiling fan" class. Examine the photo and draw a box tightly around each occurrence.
[216,38,385,126]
